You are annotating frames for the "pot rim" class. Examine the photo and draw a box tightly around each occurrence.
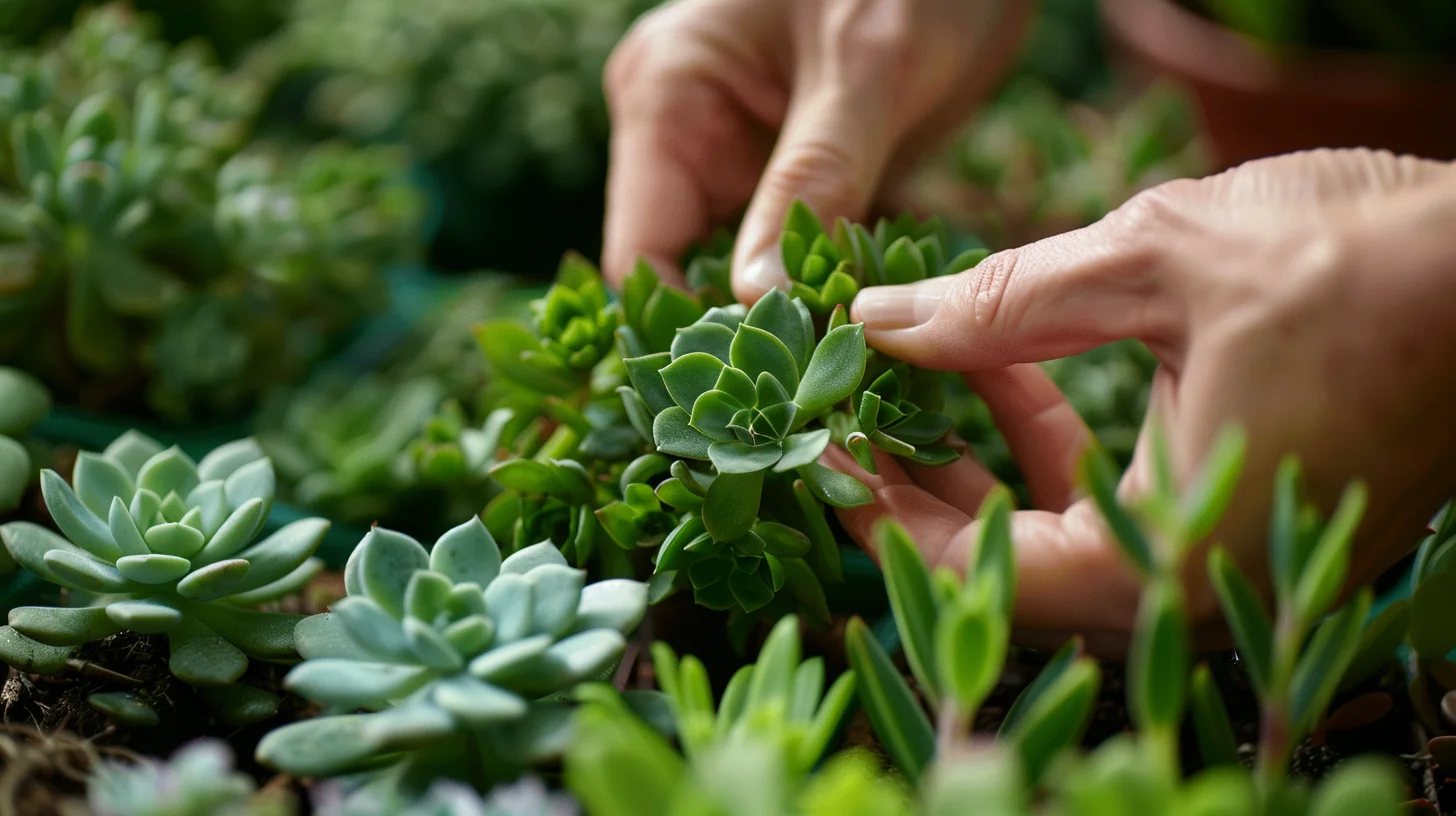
[1101,0,1456,100]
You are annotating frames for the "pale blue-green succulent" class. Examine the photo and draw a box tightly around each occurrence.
[256,517,649,792]
[89,738,295,816]
[0,431,328,689]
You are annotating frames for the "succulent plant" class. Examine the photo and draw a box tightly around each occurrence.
[318,778,578,816]
[0,367,49,518]
[0,5,422,420]
[88,739,295,816]
[567,616,858,816]
[0,431,327,692]
[616,288,873,615]
[276,0,652,188]
[256,517,650,791]
[834,361,958,474]
[779,202,989,316]
[477,254,622,399]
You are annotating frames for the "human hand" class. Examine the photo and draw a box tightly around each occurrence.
[600,0,1029,301]
[829,148,1456,649]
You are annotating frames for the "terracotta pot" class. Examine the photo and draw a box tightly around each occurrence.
[1101,0,1456,168]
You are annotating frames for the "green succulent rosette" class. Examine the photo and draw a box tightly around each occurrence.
[88,738,293,816]
[0,431,327,694]
[780,202,989,316]
[256,518,650,792]
[831,361,958,475]
[617,289,873,616]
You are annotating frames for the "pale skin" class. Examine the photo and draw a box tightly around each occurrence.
[603,0,1456,650]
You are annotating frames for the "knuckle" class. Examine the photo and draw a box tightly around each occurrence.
[603,7,684,104]
[945,247,1017,336]
[762,138,866,213]
[820,0,914,66]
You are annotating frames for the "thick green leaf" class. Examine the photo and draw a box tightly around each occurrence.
[744,289,814,373]
[798,463,872,508]
[999,637,1081,739]
[40,470,121,562]
[430,516,502,587]
[565,701,685,816]
[115,553,190,584]
[176,558,250,601]
[71,452,135,520]
[689,391,745,443]
[624,353,674,415]
[671,322,736,364]
[661,353,727,413]
[191,498,264,566]
[0,626,72,673]
[1269,456,1306,604]
[106,600,183,634]
[937,594,1006,715]
[793,324,867,422]
[703,470,764,543]
[1008,657,1100,787]
[1207,547,1272,696]
[1294,482,1366,623]
[136,448,200,500]
[1128,581,1189,733]
[256,715,387,777]
[653,407,713,460]
[708,440,782,475]
[774,429,832,473]
[291,658,432,709]
[878,519,941,706]
[1179,425,1246,542]
[1189,664,1239,768]
[189,604,302,661]
[1289,589,1371,735]
[1307,756,1403,816]
[41,550,128,593]
[234,518,329,594]
[845,617,935,784]
[730,324,800,396]
[1078,449,1153,574]
[972,486,1017,616]
[168,617,248,687]
[10,605,119,646]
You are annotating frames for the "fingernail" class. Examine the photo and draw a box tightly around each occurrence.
[852,276,954,330]
[740,252,790,295]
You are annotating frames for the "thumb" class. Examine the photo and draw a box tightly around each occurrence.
[730,33,900,303]
[849,206,1179,370]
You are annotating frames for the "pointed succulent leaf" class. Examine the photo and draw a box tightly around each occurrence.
[197,438,267,483]
[470,634,554,683]
[653,407,713,460]
[671,322,736,363]
[486,573,534,643]
[345,526,425,618]
[11,605,120,646]
[661,352,727,413]
[529,564,587,638]
[168,618,248,686]
[798,463,872,507]
[72,452,135,519]
[176,559,250,601]
[730,324,800,396]
[793,324,867,421]
[432,674,528,725]
[192,498,265,565]
[405,571,454,622]
[107,497,149,557]
[3,521,88,584]
[233,518,328,594]
[257,715,389,777]
[115,554,191,584]
[40,470,122,561]
[774,429,832,472]
[332,596,412,662]
[136,448,200,499]
[624,353,674,415]
[744,289,814,373]
[404,616,465,673]
[42,550,129,593]
[144,522,206,558]
[708,441,783,475]
[703,469,764,542]
[501,541,571,575]
[105,599,183,634]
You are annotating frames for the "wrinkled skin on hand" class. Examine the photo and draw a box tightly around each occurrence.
[600,0,1028,300]
[838,148,1456,653]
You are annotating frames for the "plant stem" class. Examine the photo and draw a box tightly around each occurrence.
[935,699,972,760]
[1256,611,1303,793]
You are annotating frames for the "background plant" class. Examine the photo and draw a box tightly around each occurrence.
[0,4,423,420]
